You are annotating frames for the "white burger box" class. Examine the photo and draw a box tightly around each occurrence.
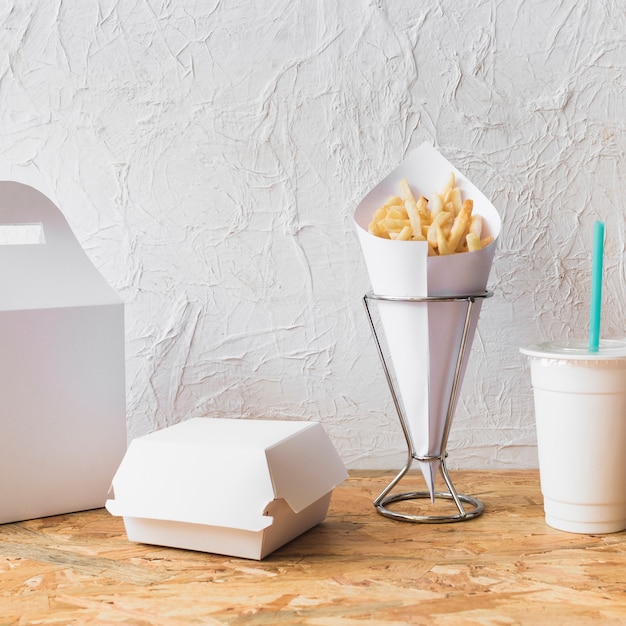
[0,182,126,524]
[106,417,348,560]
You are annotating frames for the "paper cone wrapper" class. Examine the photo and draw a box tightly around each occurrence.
[355,142,501,498]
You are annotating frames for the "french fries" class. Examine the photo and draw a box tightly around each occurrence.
[367,173,493,255]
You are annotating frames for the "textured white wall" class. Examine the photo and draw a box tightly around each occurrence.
[1,0,624,470]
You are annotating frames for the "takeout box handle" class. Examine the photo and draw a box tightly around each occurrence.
[0,182,86,253]
[0,181,122,306]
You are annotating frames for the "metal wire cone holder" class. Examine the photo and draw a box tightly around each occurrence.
[363,290,493,523]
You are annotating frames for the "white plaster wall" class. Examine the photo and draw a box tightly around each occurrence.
[1,0,624,470]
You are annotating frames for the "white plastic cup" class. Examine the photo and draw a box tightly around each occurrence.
[520,339,626,534]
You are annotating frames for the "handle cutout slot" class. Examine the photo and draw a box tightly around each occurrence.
[0,223,45,245]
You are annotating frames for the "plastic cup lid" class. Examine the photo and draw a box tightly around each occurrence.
[520,339,626,360]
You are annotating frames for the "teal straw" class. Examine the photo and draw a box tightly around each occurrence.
[589,220,605,352]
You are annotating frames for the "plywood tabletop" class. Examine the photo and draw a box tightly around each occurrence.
[1,470,625,625]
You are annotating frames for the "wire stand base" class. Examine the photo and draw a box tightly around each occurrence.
[374,455,484,523]
[364,290,492,524]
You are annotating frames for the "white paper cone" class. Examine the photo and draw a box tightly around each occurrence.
[355,143,501,500]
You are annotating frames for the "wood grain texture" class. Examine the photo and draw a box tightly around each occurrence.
[1,470,626,625]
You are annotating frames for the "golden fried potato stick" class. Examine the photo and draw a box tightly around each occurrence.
[435,223,453,255]
[394,225,413,240]
[446,186,463,214]
[440,172,455,199]
[469,214,483,238]
[466,232,482,252]
[427,211,452,250]
[447,199,473,251]
[416,195,430,220]
[398,179,422,239]
[381,218,411,232]
[386,207,408,220]
[428,192,443,218]
[368,220,388,238]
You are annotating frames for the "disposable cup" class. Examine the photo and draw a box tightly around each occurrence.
[520,339,626,534]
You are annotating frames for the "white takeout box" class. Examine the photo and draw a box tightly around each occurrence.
[0,182,126,524]
[106,417,348,560]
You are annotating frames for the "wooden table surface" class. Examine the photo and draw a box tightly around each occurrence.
[1,470,625,625]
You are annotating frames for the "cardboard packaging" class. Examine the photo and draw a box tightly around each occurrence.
[0,182,126,524]
[106,417,348,560]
